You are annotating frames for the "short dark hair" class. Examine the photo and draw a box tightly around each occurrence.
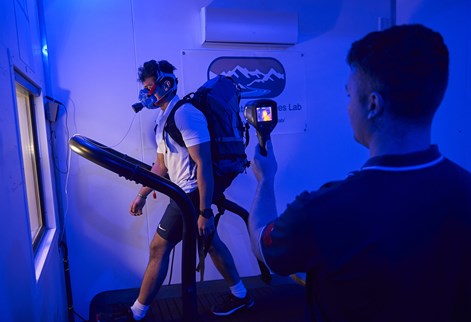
[137,60,176,83]
[347,24,449,122]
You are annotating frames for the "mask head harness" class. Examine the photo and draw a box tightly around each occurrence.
[133,62,178,112]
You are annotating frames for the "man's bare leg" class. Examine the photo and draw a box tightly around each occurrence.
[138,233,175,305]
[208,232,254,316]
[207,232,240,286]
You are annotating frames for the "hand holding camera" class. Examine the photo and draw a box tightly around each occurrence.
[244,99,278,156]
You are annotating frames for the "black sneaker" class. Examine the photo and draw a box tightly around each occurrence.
[212,293,255,316]
[96,308,137,322]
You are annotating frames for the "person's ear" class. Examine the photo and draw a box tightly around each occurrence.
[367,91,384,119]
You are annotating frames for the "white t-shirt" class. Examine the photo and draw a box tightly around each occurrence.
[155,95,210,193]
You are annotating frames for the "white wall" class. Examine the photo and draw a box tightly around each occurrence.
[397,0,471,169]
[0,0,67,321]
[42,0,470,320]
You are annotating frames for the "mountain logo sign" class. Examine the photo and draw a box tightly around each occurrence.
[207,57,286,99]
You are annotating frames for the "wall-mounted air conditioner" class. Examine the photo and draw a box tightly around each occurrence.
[201,7,298,45]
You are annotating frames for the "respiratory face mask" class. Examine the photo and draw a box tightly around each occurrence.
[138,84,159,110]
[132,72,177,113]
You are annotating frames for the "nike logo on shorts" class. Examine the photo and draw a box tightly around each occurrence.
[158,224,167,232]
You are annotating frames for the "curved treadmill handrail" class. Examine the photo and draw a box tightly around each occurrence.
[68,134,197,321]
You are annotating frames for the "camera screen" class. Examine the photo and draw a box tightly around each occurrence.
[256,106,273,122]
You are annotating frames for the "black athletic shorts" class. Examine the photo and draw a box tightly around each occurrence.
[156,173,237,244]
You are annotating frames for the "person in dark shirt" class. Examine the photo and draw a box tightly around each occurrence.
[249,24,471,322]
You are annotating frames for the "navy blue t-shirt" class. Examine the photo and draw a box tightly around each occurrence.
[261,146,471,322]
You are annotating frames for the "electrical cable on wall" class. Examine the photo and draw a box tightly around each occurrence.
[107,113,138,148]
[49,92,146,320]
[48,102,69,174]
[45,95,88,322]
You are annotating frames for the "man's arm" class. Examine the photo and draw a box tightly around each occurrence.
[187,141,215,237]
[129,153,167,216]
[249,141,278,261]
[138,152,167,197]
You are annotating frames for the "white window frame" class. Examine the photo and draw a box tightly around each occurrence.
[15,78,47,250]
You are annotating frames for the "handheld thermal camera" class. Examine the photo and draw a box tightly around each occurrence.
[244,99,278,156]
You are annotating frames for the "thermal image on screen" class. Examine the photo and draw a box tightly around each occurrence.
[257,106,272,122]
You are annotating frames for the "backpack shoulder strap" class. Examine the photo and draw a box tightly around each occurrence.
[163,95,192,147]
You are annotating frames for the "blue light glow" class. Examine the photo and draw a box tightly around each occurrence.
[42,44,48,57]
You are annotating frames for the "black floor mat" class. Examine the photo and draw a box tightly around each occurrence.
[90,275,306,322]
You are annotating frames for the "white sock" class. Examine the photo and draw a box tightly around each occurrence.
[229,280,247,299]
[130,299,149,321]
